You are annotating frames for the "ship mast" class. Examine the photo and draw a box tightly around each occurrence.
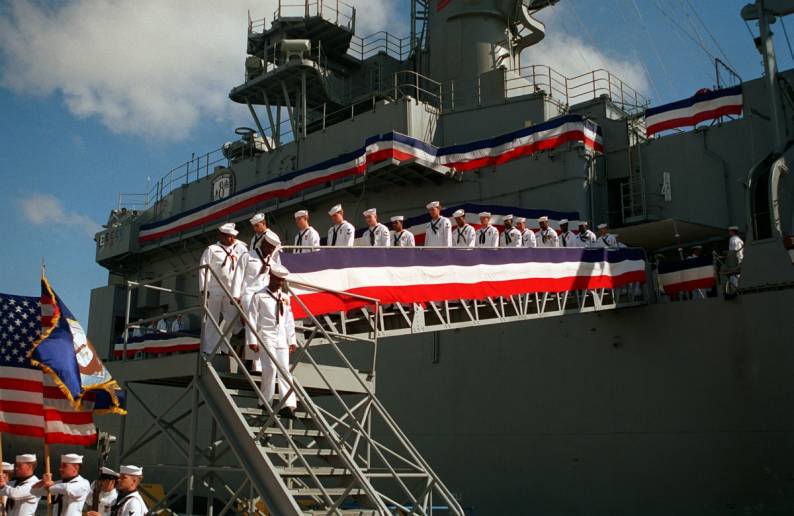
[742,0,794,151]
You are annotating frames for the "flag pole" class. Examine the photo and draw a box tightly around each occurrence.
[44,443,52,516]
[0,432,6,516]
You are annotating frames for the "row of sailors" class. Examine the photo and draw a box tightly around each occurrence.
[130,314,184,337]
[0,454,146,516]
[221,202,618,253]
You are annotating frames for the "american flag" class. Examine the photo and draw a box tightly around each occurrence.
[0,293,98,445]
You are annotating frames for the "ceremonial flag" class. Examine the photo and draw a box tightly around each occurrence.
[281,247,647,319]
[645,86,743,137]
[657,256,716,296]
[0,292,122,445]
[30,273,125,417]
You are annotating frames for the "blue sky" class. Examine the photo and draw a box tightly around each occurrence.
[0,0,789,323]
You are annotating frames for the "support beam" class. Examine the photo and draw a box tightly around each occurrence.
[262,91,279,148]
[245,99,272,152]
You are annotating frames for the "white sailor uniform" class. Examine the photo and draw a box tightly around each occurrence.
[536,228,559,247]
[425,216,452,247]
[111,490,147,516]
[233,249,282,369]
[453,224,476,247]
[500,227,522,248]
[0,475,40,516]
[327,221,355,246]
[247,288,298,409]
[198,239,248,354]
[596,233,618,248]
[84,486,117,516]
[391,230,416,247]
[475,225,499,248]
[520,229,537,248]
[559,230,577,248]
[729,234,744,263]
[35,475,90,516]
[576,230,597,247]
[364,223,391,247]
[293,226,320,252]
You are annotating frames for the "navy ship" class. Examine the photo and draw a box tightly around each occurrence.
[82,0,794,514]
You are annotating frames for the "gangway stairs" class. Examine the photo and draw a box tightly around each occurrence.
[112,265,465,515]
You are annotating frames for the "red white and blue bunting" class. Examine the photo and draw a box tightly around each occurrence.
[139,114,602,243]
[645,86,743,137]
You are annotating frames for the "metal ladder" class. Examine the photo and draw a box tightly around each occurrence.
[196,265,464,515]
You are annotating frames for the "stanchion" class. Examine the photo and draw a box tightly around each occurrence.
[44,443,52,516]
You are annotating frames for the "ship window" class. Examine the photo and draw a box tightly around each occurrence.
[752,167,772,240]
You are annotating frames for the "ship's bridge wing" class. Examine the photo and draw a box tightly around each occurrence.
[615,219,726,252]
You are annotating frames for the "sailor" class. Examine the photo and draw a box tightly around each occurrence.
[0,454,40,516]
[362,208,391,247]
[109,466,147,516]
[728,226,744,264]
[596,223,618,248]
[727,225,744,289]
[688,245,703,259]
[32,453,90,516]
[576,221,597,247]
[515,217,536,248]
[198,223,248,355]
[292,210,320,252]
[475,212,499,248]
[327,204,355,246]
[424,201,452,247]
[451,209,475,247]
[248,212,269,251]
[155,318,168,333]
[84,467,119,516]
[1,462,12,477]
[499,214,521,248]
[558,219,577,247]
[390,216,415,247]
[247,264,298,419]
[170,314,184,333]
[535,216,559,247]
[234,231,282,371]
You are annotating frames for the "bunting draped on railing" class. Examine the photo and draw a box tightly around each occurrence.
[281,247,646,319]
[657,256,716,295]
[139,114,603,243]
[644,85,743,137]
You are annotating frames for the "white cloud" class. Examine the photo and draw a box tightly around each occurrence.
[19,193,100,236]
[0,0,403,141]
[521,3,650,103]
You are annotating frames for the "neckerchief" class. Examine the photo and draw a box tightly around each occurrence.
[394,231,404,246]
[110,490,138,516]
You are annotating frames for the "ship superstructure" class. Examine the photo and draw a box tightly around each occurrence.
[85,1,794,514]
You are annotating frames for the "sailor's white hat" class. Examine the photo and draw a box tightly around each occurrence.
[328,204,343,216]
[263,230,281,247]
[515,217,526,224]
[294,210,308,219]
[249,213,265,225]
[425,201,440,210]
[219,223,238,236]
[478,211,491,218]
[452,209,465,218]
[503,214,514,221]
[728,225,739,231]
[61,454,83,464]
[100,467,120,478]
[597,223,608,229]
[559,218,569,225]
[390,215,404,222]
[270,263,290,279]
[538,216,549,223]
[579,220,589,226]
[15,454,36,463]
[362,208,377,216]
[692,245,703,249]
[119,465,143,477]
[2,462,13,471]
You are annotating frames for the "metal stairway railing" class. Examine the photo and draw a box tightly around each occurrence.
[195,264,464,515]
